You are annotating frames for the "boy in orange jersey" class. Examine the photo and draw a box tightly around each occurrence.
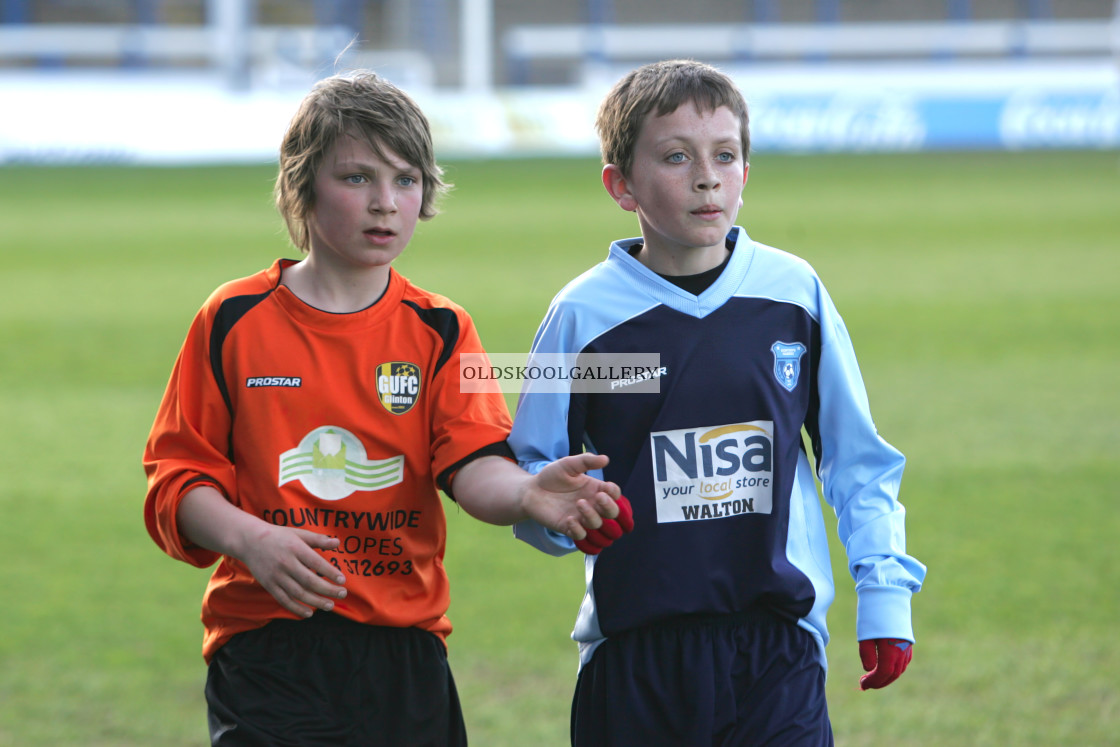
[143,71,627,746]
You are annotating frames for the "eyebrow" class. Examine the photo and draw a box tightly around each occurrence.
[653,134,741,149]
[332,157,421,175]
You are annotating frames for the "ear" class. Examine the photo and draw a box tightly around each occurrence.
[738,162,750,208]
[602,164,638,212]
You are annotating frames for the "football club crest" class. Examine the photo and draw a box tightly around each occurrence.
[376,361,421,414]
[770,342,807,392]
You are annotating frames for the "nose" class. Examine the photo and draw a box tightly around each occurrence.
[368,181,397,214]
[694,160,721,192]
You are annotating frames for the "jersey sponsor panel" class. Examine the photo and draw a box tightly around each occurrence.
[278,426,405,501]
[650,420,774,523]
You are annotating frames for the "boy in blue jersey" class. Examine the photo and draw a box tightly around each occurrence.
[508,59,927,746]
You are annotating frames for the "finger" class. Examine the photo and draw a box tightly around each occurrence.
[614,496,634,533]
[859,642,907,690]
[885,640,911,679]
[859,639,877,672]
[595,479,622,501]
[559,516,587,542]
[576,499,604,530]
[278,571,345,614]
[299,569,349,601]
[266,578,320,618]
[860,664,895,690]
[574,537,603,554]
[595,519,623,541]
[291,528,341,551]
[575,527,609,554]
[266,546,346,604]
[297,556,348,598]
[586,490,620,519]
[303,552,348,588]
[859,671,886,690]
[574,452,609,472]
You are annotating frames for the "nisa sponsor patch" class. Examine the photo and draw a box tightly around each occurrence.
[650,421,774,523]
[376,361,421,415]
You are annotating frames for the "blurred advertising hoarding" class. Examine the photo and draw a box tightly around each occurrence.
[1,60,1116,164]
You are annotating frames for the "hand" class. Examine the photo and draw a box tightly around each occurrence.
[238,524,348,618]
[522,453,626,542]
[859,638,913,690]
[575,495,634,554]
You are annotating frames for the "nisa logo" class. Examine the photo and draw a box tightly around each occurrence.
[376,361,421,415]
[650,421,774,523]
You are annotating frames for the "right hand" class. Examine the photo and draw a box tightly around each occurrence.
[858,638,913,690]
[237,524,347,618]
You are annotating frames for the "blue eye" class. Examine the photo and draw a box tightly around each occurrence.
[397,175,417,187]
[667,152,686,163]
[717,152,736,162]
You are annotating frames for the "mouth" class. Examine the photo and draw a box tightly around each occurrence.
[364,227,396,238]
[691,205,723,219]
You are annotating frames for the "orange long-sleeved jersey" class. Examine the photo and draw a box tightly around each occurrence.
[144,259,512,662]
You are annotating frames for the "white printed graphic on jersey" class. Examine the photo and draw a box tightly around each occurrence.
[650,421,774,523]
[279,426,403,501]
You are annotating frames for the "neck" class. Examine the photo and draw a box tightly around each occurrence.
[635,242,728,277]
[281,259,391,313]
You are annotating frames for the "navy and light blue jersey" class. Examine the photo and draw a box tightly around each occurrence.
[509,227,926,670]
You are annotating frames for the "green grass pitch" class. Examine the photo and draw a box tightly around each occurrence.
[0,150,1117,745]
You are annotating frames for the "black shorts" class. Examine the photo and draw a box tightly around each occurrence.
[571,609,833,747]
[204,612,467,747]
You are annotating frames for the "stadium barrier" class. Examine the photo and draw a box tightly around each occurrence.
[0,20,1117,163]
[504,20,1115,70]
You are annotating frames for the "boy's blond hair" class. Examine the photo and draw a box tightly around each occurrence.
[595,59,750,177]
[275,71,449,252]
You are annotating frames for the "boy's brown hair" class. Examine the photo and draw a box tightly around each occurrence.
[275,71,449,252]
[595,59,750,177]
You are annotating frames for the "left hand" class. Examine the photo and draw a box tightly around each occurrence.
[859,638,913,690]
[523,453,623,541]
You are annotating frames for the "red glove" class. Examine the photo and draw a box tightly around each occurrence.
[859,638,913,690]
[574,496,634,555]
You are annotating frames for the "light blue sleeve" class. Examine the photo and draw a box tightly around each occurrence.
[512,518,577,556]
[813,280,927,642]
[508,297,581,556]
[507,256,649,557]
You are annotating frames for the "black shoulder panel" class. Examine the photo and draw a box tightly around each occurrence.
[402,300,460,376]
[209,291,273,416]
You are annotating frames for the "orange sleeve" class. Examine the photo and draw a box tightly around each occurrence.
[427,306,513,492]
[143,295,237,567]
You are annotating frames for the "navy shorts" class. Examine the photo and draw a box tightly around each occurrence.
[571,609,833,747]
[204,612,467,747]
